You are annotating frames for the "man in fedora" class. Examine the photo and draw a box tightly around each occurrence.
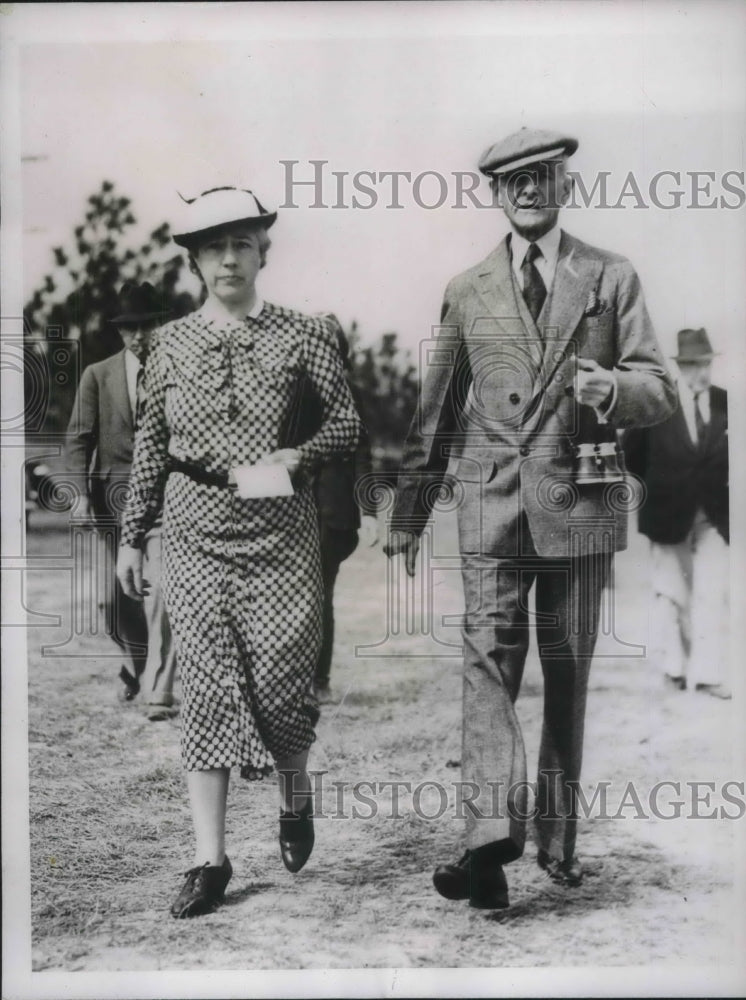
[624,328,730,698]
[387,127,675,908]
[66,281,178,718]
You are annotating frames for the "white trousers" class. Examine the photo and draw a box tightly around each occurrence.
[649,509,729,686]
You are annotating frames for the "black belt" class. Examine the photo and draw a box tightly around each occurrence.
[168,457,236,489]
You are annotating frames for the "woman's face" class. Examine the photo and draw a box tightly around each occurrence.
[193,225,263,307]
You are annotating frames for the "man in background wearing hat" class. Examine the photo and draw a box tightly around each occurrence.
[387,127,675,908]
[66,281,178,719]
[624,329,730,699]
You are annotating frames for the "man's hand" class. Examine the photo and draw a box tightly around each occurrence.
[117,545,148,601]
[359,514,379,548]
[71,493,94,524]
[384,529,419,577]
[576,358,615,409]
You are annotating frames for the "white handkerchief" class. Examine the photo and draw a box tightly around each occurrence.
[231,463,294,499]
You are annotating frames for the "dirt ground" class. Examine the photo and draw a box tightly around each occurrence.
[20,506,743,975]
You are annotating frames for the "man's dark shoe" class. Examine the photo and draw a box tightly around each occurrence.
[664,673,687,691]
[313,681,335,705]
[433,850,510,909]
[537,849,583,886]
[119,665,140,701]
[279,798,315,873]
[170,856,233,918]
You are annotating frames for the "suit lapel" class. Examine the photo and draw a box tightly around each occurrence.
[537,233,604,416]
[107,350,134,432]
[675,398,698,453]
[470,238,544,367]
[541,232,602,359]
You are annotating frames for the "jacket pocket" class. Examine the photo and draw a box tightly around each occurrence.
[579,313,614,367]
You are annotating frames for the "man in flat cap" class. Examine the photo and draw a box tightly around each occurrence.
[66,281,178,719]
[624,328,730,699]
[387,127,675,908]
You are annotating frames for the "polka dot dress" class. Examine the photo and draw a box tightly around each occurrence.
[120,300,361,778]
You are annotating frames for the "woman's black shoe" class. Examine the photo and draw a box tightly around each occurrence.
[170,856,233,918]
[279,799,315,873]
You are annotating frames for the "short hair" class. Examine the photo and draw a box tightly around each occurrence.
[186,225,272,293]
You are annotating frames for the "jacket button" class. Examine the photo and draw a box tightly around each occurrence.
[519,445,530,457]
[565,385,575,397]
[509,392,520,405]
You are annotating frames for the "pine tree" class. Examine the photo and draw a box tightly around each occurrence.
[23,181,197,433]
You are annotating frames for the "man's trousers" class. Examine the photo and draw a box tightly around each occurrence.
[460,544,611,865]
[314,524,359,687]
[648,508,729,688]
[97,521,177,705]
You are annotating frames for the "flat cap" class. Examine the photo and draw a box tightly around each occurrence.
[478,127,578,177]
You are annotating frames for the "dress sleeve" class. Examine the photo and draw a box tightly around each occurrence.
[295,319,361,465]
[119,343,170,548]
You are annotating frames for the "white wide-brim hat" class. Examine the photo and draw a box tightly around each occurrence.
[172,187,277,248]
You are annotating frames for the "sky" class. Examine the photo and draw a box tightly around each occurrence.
[5,0,745,384]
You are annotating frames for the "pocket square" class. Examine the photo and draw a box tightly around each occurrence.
[584,288,610,317]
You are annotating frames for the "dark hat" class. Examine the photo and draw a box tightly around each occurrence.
[673,327,718,362]
[478,127,579,177]
[110,281,169,325]
[172,187,277,249]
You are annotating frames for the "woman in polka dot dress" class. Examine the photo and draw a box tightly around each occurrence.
[117,188,361,917]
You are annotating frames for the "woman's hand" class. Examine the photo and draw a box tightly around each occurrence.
[117,545,148,601]
[257,449,302,477]
[383,529,419,577]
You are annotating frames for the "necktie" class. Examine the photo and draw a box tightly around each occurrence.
[135,364,146,428]
[521,242,547,323]
[694,391,707,444]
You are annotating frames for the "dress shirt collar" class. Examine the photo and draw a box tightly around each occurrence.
[510,225,562,273]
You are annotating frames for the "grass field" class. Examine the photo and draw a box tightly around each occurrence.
[20,507,742,973]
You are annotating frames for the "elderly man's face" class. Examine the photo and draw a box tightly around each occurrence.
[678,359,712,395]
[193,224,264,306]
[119,323,155,360]
[497,160,571,241]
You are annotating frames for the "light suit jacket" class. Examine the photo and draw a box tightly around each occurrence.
[66,349,136,521]
[391,230,677,557]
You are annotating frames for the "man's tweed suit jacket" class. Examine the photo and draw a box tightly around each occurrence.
[392,231,676,557]
[66,349,137,522]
